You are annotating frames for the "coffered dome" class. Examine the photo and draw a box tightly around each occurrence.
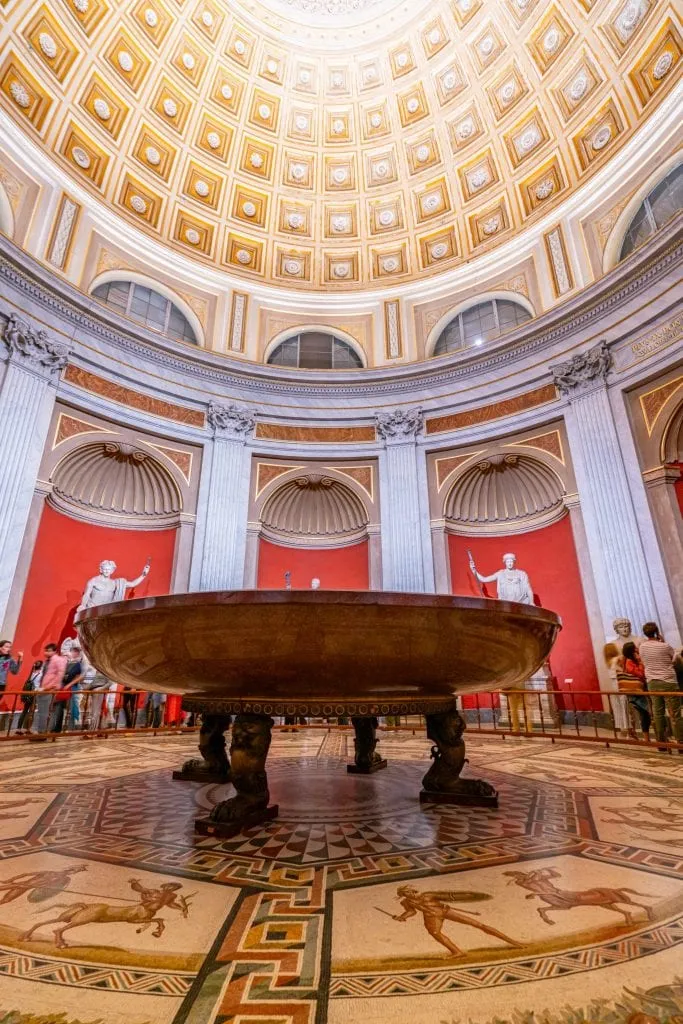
[0,0,679,289]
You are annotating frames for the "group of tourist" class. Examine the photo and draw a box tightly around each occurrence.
[606,620,683,748]
[0,638,175,736]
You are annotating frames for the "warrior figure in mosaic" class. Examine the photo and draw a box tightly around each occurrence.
[389,886,521,956]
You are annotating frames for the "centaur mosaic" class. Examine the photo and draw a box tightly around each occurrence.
[0,733,679,1024]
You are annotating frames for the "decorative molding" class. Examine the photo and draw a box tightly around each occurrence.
[260,473,369,545]
[639,375,683,436]
[53,412,116,447]
[329,465,374,501]
[206,401,255,439]
[384,299,402,359]
[544,225,574,297]
[146,442,193,484]
[255,462,304,497]
[1,314,69,378]
[508,429,565,464]
[255,423,376,443]
[0,227,680,401]
[376,407,424,442]
[230,291,248,352]
[435,452,484,490]
[550,340,611,397]
[624,315,683,368]
[46,194,80,271]
[426,385,557,434]
[63,364,205,426]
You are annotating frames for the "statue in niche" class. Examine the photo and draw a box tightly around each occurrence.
[468,552,533,604]
[75,559,151,620]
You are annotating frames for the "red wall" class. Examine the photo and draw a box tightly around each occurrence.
[9,504,176,689]
[448,514,600,710]
[257,537,369,590]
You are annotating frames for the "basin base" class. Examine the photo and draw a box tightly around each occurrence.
[419,788,499,808]
[348,716,387,774]
[421,708,499,808]
[347,759,388,775]
[175,713,232,784]
[195,805,279,838]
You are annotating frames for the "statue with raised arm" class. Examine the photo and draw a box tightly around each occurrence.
[468,552,533,605]
[76,559,151,619]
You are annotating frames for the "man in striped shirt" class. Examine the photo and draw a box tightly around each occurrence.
[639,622,682,749]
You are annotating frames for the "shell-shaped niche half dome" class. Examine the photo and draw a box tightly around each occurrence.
[261,474,369,543]
[50,442,182,525]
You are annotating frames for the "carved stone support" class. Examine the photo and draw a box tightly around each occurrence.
[195,714,278,837]
[347,716,387,774]
[173,713,232,783]
[420,707,498,807]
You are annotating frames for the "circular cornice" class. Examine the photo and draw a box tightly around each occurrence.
[1,215,678,405]
[0,0,679,290]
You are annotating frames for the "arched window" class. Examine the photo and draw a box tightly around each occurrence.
[619,164,683,262]
[432,298,532,356]
[91,280,198,344]
[268,330,363,369]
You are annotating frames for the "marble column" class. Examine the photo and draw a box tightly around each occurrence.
[196,402,255,591]
[376,408,434,593]
[0,315,68,630]
[551,342,658,634]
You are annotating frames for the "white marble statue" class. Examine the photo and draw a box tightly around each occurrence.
[606,617,642,653]
[76,559,150,618]
[311,578,321,590]
[469,552,534,604]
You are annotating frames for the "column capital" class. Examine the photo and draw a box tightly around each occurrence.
[2,314,69,379]
[375,406,423,444]
[550,341,612,399]
[207,401,255,440]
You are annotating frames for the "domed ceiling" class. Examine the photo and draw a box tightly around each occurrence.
[0,0,679,289]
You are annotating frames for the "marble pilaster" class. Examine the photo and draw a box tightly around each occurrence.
[0,316,68,630]
[196,402,255,592]
[376,408,434,593]
[552,342,658,634]
[642,464,683,633]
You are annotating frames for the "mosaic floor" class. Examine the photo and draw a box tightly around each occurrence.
[0,729,681,1024]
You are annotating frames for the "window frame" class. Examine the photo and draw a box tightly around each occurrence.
[91,279,198,344]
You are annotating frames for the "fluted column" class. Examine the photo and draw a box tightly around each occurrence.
[376,408,434,593]
[0,315,68,629]
[552,342,657,633]
[197,402,255,591]
[642,464,683,631]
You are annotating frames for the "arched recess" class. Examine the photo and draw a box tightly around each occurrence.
[443,453,566,535]
[48,441,183,529]
[442,450,599,709]
[425,291,535,358]
[252,467,377,590]
[263,324,367,367]
[603,153,683,272]
[0,181,14,238]
[88,270,205,346]
[643,389,683,631]
[11,438,189,665]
